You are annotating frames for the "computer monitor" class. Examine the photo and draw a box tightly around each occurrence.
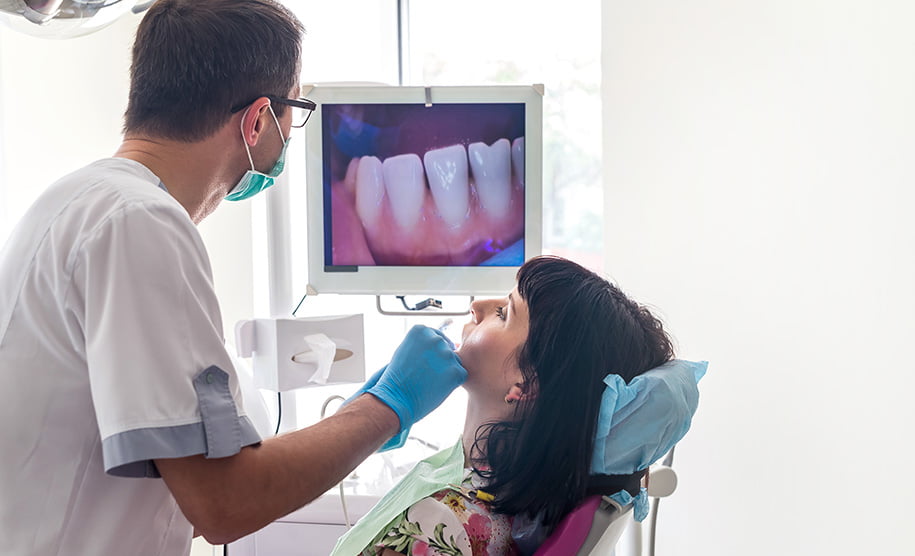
[304,84,542,295]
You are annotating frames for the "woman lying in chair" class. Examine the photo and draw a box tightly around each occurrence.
[332,255,706,556]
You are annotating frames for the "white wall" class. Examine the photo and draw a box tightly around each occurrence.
[0,17,132,236]
[0,15,254,339]
[602,2,915,554]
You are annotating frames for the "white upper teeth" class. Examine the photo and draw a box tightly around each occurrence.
[511,136,525,187]
[355,156,385,230]
[351,136,522,233]
[424,144,470,228]
[343,156,360,196]
[469,138,512,218]
[382,153,427,231]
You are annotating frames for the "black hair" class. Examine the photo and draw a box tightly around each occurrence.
[473,255,675,531]
[124,0,304,141]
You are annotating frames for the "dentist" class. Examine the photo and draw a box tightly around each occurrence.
[0,1,465,555]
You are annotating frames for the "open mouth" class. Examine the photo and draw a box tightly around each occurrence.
[324,102,526,267]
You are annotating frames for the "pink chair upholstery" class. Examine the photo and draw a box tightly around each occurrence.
[533,496,603,555]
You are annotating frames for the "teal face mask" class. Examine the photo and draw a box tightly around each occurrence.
[225,105,290,202]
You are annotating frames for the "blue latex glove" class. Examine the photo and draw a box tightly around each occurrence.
[349,325,467,450]
[350,366,385,402]
[346,366,411,450]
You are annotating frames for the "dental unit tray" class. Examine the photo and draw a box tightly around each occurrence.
[234,314,365,392]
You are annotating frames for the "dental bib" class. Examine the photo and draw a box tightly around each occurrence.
[330,438,465,556]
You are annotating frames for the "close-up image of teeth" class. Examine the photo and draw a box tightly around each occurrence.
[323,102,526,267]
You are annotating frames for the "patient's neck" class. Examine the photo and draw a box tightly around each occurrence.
[462,396,516,468]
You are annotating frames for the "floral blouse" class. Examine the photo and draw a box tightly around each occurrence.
[361,468,520,556]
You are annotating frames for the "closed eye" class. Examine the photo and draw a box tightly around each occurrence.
[495,306,506,321]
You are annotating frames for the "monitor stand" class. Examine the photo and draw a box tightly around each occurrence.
[375,295,473,317]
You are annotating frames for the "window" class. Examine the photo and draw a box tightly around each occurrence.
[405,0,604,269]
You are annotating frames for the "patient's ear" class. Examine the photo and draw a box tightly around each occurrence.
[504,383,523,404]
[504,382,537,405]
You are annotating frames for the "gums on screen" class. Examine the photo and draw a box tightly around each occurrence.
[322,102,526,268]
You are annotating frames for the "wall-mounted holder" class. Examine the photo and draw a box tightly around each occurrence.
[234,314,365,392]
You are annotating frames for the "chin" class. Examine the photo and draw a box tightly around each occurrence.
[454,340,465,358]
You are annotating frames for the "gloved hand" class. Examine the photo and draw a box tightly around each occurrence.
[349,325,467,450]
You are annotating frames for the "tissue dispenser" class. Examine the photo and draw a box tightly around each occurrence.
[234,314,365,392]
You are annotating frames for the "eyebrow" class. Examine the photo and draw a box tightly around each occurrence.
[508,293,515,317]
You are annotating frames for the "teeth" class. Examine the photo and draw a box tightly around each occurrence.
[355,156,385,229]
[343,156,360,196]
[511,136,524,186]
[423,144,470,228]
[382,153,426,230]
[468,138,512,218]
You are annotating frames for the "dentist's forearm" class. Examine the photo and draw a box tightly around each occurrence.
[155,394,399,545]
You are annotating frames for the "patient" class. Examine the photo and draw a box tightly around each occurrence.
[333,255,704,556]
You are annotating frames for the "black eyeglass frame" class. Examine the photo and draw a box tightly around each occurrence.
[230,95,316,128]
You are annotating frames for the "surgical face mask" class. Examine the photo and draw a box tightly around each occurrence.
[225,105,290,202]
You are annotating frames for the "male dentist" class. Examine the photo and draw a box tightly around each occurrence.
[0,1,465,554]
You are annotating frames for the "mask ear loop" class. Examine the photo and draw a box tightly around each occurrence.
[267,105,287,142]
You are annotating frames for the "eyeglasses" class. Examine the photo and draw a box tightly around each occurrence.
[230,95,316,128]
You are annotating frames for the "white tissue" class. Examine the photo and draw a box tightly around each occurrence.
[292,333,337,385]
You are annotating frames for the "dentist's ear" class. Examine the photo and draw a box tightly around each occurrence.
[239,97,273,146]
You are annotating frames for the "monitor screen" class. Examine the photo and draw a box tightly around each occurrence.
[304,85,542,295]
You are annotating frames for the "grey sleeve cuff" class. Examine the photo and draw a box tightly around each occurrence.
[102,366,262,478]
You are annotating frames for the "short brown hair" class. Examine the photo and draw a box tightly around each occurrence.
[124,0,304,141]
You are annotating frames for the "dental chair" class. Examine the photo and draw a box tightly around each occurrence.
[533,494,632,555]
[534,461,679,556]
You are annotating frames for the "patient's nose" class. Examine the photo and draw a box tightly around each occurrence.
[469,299,490,323]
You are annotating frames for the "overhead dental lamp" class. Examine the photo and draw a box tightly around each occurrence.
[0,0,155,39]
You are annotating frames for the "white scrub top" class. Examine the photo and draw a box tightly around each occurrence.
[0,158,261,555]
